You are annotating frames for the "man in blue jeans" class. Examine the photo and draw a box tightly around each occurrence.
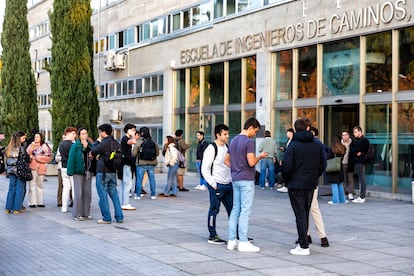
[91,124,124,224]
[132,127,159,200]
[258,130,277,189]
[201,124,231,244]
[225,117,268,253]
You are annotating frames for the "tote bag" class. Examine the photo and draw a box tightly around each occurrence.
[326,156,342,173]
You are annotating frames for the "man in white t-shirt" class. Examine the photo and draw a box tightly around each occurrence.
[201,124,231,245]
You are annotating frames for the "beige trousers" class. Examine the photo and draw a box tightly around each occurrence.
[28,169,45,205]
[308,187,327,238]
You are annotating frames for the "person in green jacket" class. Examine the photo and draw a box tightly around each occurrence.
[67,127,94,221]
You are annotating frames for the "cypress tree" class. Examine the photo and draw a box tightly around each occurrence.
[0,0,38,142]
[49,0,99,149]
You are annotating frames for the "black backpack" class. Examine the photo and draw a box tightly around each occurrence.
[105,139,123,171]
[139,138,157,161]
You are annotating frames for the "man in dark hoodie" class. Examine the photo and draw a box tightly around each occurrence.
[282,118,325,256]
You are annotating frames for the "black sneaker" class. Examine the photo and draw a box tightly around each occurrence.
[208,235,226,245]
[179,188,189,192]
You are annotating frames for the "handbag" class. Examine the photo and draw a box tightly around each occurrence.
[16,147,33,181]
[326,155,342,173]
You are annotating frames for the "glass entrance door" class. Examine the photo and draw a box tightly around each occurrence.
[323,105,358,145]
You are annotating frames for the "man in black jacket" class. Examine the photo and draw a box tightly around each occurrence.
[350,126,370,203]
[282,118,325,256]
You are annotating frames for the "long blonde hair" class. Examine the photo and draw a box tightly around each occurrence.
[5,134,22,157]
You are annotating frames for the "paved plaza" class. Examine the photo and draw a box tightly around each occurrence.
[0,173,413,275]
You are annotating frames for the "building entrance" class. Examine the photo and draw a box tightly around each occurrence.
[323,104,358,145]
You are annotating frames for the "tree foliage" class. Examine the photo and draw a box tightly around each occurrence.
[49,0,99,149]
[0,0,38,143]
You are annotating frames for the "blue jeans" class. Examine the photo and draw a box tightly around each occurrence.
[119,165,133,206]
[259,158,275,188]
[354,163,367,198]
[6,174,25,211]
[164,163,179,196]
[207,183,233,237]
[195,161,207,186]
[331,183,346,204]
[95,173,124,222]
[228,180,255,242]
[136,165,156,197]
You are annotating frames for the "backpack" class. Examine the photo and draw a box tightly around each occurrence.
[364,143,375,164]
[105,139,123,171]
[177,151,187,168]
[139,138,157,161]
[200,142,228,178]
[0,148,5,174]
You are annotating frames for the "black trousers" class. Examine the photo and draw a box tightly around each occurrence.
[207,183,233,237]
[288,189,314,249]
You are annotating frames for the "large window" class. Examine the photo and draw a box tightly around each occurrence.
[229,59,241,104]
[366,32,392,93]
[176,69,186,108]
[323,38,360,95]
[298,46,317,98]
[399,27,414,91]
[397,102,414,193]
[205,63,224,105]
[275,50,292,100]
[246,56,256,103]
[274,109,292,159]
[189,67,200,107]
[365,104,392,192]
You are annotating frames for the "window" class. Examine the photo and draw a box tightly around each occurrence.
[100,84,106,98]
[118,31,124,48]
[116,81,122,96]
[144,77,151,93]
[190,67,200,107]
[323,38,360,95]
[151,19,158,38]
[108,83,115,97]
[183,9,190,28]
[298,46,317,98]
[142,23,150,40]
[172,13,181,31]
[122,80,128,95]
[205,62,224,105]
[275,50,292,100]
[366,32,392,93]
[399,27,414,91]
[136,78,143,94]
[108,34,116,50]
[229,59,241,104]
[246,56,256,103]
[214,0,224,18]
[128,80,134,95]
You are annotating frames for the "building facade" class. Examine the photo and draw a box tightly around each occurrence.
[28,0,414,197]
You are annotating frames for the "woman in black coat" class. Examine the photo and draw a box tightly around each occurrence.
[326,135,347,204]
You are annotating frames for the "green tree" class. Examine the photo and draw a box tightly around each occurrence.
[0,0,38,142]
[49,0,99,149]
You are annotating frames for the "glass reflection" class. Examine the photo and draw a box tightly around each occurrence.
[275,50,292,100]
[189,67,200,107]
[246,56,256,103]
[298,46,317,98]
[205,63,224,105]
[399,27,414,91]
[397,103,414,193]
[323,38,360,95]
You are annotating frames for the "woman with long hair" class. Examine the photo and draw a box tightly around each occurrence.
[326,135,347,204]
[26,132,53,207]
[66,127,94,221]
[4,133,27,214]
[159,136,179,197]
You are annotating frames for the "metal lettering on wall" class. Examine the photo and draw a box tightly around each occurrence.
[180,0,410,65]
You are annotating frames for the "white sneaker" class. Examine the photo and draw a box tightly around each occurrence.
[134,196,141,200]
[194,185,201,190]
[151,196,156,200]
[227,239,238,250]
[277,186,288,193]
[61,208,68,213]
[348,193,354,200]
[290,244,310,255]
[238,241,260,252]
[121,204,136,210]
[198,185,206,191]
[353,197,365,203]
[328,201,336,205]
